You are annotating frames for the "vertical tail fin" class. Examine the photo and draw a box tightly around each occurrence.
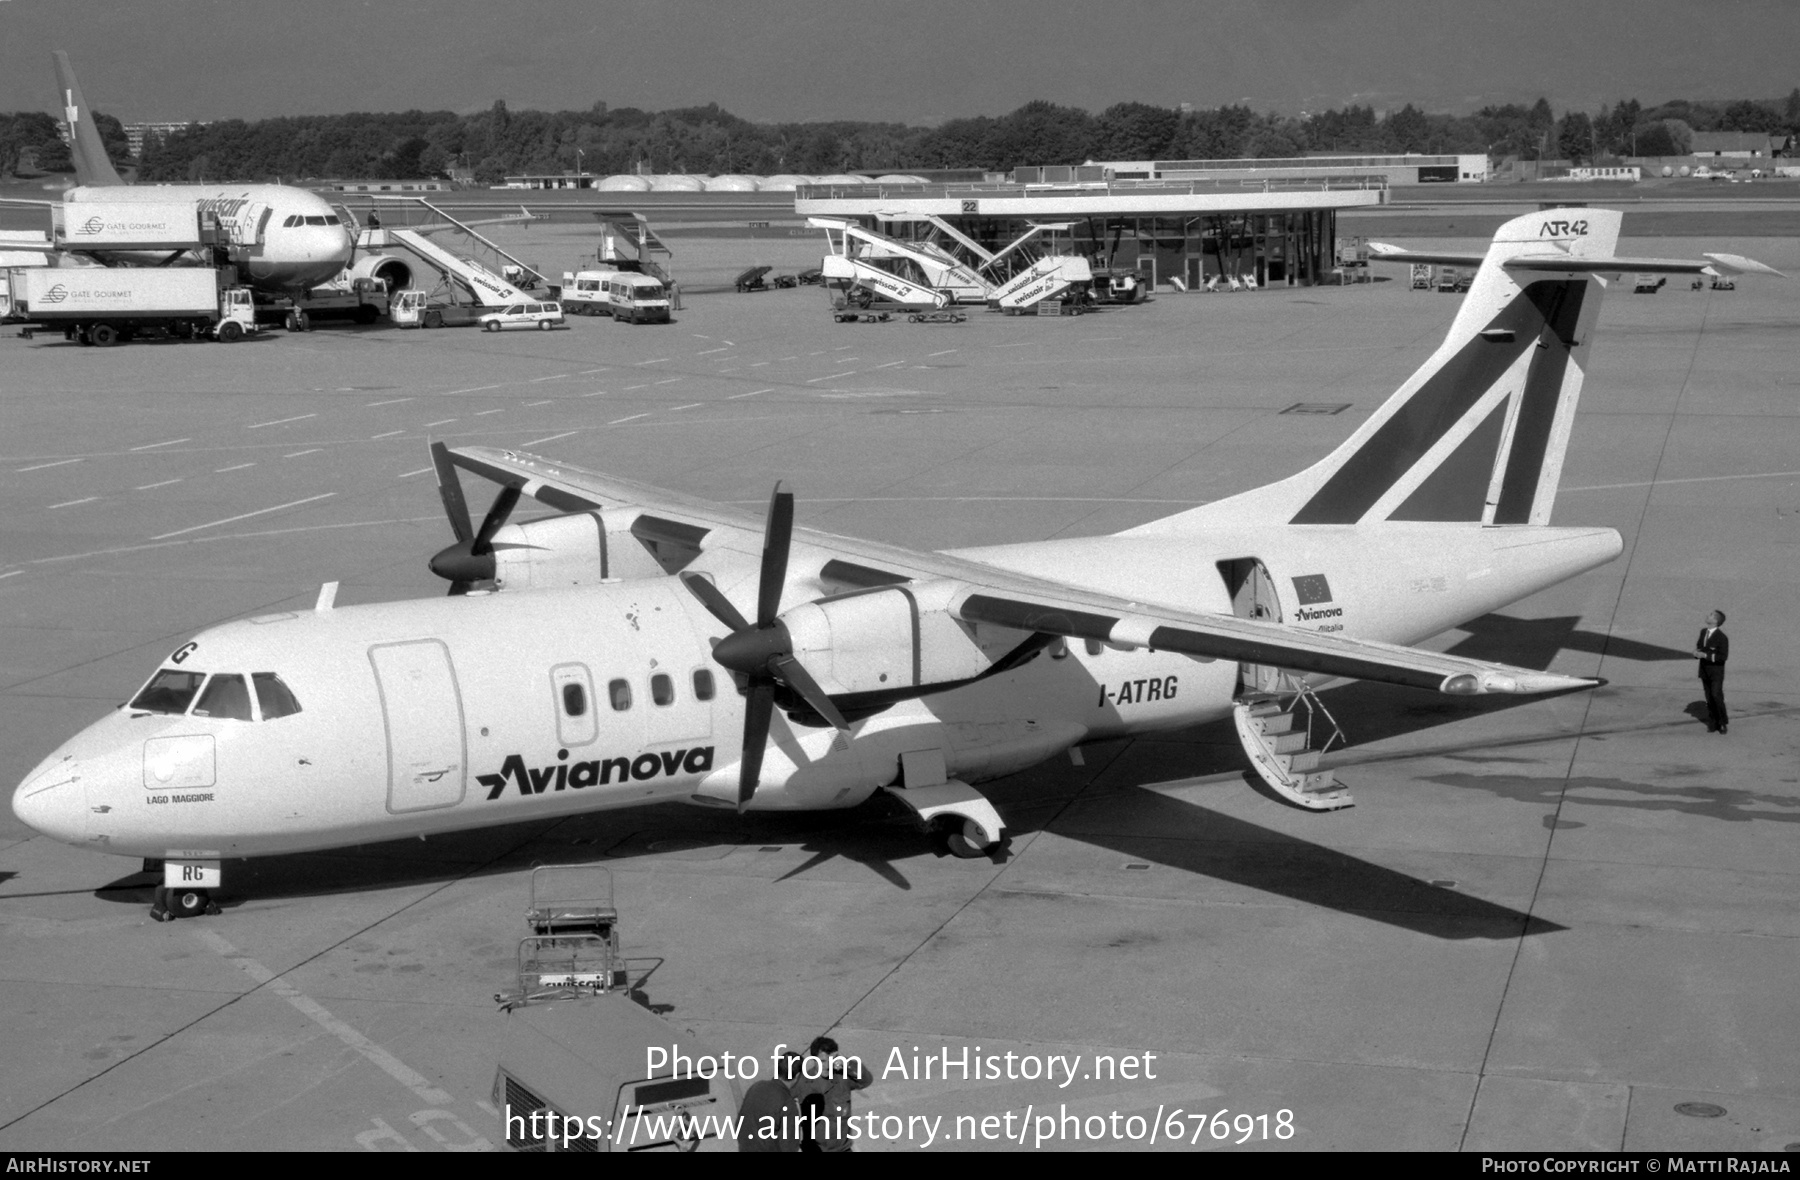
[1126,209,1621,534]
[52,51,126,188]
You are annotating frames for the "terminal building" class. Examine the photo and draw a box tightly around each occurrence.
[794,172,1387,290]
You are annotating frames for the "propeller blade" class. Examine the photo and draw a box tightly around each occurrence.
[739,679,774,809]
[679,572,753,634]
[430,441,474,544]
[471,485,522,555]
[756,484,793,628]
[769,654,850,732]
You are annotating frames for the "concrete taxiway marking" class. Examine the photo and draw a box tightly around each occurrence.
[129,438,192,452]
[581,390,607,397]
[397,467,432,479]
[0,570,19,580]
[873,360,906,369]
[634,357,671,365]
[474,408,505,416]
[284,449,324,459]
[624,384,648,391]
[370,430,405,439]
[524,399,554,407]
[150,492,336,540]
[424,419,458,428]
[927,349,957,357]
[15,458,83,472]
[134,479,183,490]
[808,372,857,383]
[520,431,579,447]
[697,347,731,355]
[193,929,463,1110]
[528,374,567,383]
[442,384,502,395]
[47,497,99,509]
[728,388,773,399]
[247,414,318,430]
[365,397,414,407]
[608,414,649,425]
[670,403,701,411]
[215,463,257,473]
[654,377,683,385]
[579,368,608,375]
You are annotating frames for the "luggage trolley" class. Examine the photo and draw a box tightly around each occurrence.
[501,865,626,1003]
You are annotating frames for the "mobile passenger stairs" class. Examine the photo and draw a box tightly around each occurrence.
[335,198,541,326]
[810,216,1093,319]
[1232,670,1353,811]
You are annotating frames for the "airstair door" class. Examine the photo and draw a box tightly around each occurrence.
[1216,558,1284,696]
[369,640,468,813]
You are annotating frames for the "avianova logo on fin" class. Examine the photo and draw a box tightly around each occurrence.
[480,747,714,800]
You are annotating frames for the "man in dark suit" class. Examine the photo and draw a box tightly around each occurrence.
[1694,610,1729,733]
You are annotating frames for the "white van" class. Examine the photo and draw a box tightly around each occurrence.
[561,270,612,316]
[604,272,672,324]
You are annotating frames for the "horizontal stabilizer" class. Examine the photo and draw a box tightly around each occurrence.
[1373,244,1783,279]
[1704,252,1786,278]
[954,591,1598,697]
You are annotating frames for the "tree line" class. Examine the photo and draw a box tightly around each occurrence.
[3,91,1796,184]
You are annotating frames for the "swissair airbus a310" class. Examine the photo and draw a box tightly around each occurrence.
[12,210,1780,920]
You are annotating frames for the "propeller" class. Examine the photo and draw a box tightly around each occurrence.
[428,440,523,594]
[679,484,848,810]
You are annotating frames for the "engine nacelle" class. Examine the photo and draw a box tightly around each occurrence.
[490,510,675,590]
[781,581,1017,696]
[345,252,414,293]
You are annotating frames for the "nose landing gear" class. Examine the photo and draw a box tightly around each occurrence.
[149,859,224,921]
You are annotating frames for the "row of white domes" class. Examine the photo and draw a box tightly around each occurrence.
[589,173,928,192]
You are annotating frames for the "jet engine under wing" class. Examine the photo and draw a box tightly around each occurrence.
[953,590,1595,695]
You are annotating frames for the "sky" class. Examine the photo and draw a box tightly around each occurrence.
[2,0,1795,125]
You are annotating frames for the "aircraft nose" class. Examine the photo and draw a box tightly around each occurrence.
[12,755,87,844]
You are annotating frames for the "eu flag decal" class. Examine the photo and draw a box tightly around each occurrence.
[1292,574,1333,605]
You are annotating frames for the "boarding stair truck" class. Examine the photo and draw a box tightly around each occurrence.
[491,866,743,1153]
[811,216,989,303]
[5,266,258,345]
[989,253,1095,313]
[820,252,950,318]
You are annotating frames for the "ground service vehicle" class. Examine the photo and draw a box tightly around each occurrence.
[603,272,672,323]
[493,867,741,1153]
[478,300,565,331]
[390,289,481,329]
[5,266,259,345]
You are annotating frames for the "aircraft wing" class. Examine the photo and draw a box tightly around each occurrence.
[442,445,1600,698]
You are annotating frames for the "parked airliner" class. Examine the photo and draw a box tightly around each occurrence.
[11,210,1777,920]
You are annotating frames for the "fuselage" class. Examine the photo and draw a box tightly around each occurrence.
[11,521,1620,865]
[65,183,352,293]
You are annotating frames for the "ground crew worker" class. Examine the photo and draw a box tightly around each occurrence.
[787,1034,871,1152]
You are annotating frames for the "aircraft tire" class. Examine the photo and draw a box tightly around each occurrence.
[941,819,994,860]
[168,887,213,919]
[89,323,119,347]
[217,320,244,343]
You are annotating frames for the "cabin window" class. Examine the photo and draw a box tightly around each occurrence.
[608,678,632,711]
[129,669,206,715]
[650,673,674,706]
[692,669,715,701]
[562,682,588,716]
[251,672,303,719]
[193,673,254,721]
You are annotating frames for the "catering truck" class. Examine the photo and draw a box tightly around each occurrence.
[4,266,259,345]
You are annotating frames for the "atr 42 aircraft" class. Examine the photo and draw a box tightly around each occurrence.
[0,53,352,294]
[12,211,1781,920]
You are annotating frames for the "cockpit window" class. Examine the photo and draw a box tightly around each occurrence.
[323,214,341,225]
[129,669,205,715]
[283,214,301,228]
[252,672,303,720]
[193,673,254,721]
[304,215,329,226]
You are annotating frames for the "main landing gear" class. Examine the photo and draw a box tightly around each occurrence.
[147,859,223,921]
[882,750,1007,860]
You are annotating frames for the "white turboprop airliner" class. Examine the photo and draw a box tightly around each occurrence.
[11,210,1779,920]
[0,53,352,295]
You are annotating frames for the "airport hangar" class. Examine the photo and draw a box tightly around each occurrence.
[792,173,1384,291]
